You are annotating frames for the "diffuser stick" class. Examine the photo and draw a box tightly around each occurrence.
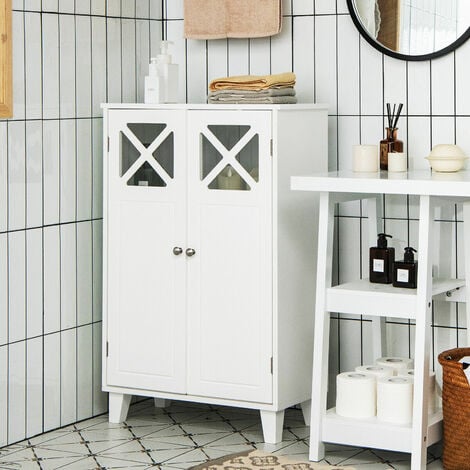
[393,103,403,129]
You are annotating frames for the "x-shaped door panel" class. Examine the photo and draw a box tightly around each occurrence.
[200,125,260,191]
[120,123,175,187]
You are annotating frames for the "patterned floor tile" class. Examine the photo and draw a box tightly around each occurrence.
[37,455,91,470]
[202,443,255,455]
[0,447,38,463]
[332,449,387,465]
[0,401,444,470]
[33,444,90,459]
[93,454,154,468]
[85,438,135,455]
[271,440,310,456]
[179,421,237,435]
[138,434,196,450]
[146,447,196,465]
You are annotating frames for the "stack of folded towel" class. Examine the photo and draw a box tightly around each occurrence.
[208,72,297,104]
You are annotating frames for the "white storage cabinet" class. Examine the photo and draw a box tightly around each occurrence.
[102,103,328,442]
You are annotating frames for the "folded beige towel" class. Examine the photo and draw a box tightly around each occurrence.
[184,0,282,39]
[209,72,296,91]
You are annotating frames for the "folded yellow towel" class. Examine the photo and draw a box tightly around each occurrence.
[184,0,282,40]
[209,72,296,92]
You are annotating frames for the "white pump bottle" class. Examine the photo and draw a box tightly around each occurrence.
[156,41,179,103]
[144,58,161,104]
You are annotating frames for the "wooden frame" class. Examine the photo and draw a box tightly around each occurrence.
[0,0,12,118]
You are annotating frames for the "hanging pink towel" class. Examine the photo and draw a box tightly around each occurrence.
[184,0,282,39]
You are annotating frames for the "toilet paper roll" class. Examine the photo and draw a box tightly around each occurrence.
[336,372,376,419]
[397,370,438,414]
[377,376,414,424]
[375,357,414,373]
[355,365,395,379]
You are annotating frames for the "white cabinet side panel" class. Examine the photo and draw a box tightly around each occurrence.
[275,108,328,409]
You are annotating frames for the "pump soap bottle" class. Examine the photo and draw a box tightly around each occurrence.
[157,40,179,103]
[369,233,395,284]
[393,247,418,289]
[144,58,161,104]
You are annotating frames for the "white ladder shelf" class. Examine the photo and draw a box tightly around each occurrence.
[291,170,470,470]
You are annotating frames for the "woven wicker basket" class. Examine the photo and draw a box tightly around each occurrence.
[438,347,470,470]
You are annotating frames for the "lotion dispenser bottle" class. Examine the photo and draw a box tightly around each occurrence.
[393,247,418,289]
[369,233,395,284]
[156,40,178,103]
[144,57,161,104]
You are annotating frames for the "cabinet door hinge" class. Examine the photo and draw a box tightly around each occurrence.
[106,341,109,357]
[107,137,110,153]
[270,139,273,156]
[270,357,273,374]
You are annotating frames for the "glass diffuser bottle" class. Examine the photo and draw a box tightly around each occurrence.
[381,103,404,171]
[380,127,403,170]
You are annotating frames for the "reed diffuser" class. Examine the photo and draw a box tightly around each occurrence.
[380,103,404,171]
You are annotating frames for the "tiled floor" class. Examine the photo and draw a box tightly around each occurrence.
[0,400,443,469]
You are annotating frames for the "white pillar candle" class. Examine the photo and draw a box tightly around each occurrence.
[217,167,243,189]
[353,144,379,172]
[388,152,407,172]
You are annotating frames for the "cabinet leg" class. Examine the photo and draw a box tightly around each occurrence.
[300,400,311,426]
[108,393,132,423]
[309,441,325,462]
[260,410,285,444]
[154,398,170,408]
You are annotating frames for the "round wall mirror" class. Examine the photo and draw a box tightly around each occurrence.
[347,0,470,60]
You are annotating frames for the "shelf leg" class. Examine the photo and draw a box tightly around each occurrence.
[260,410,285,444]
[300,399,311,425]
[410,195,433,470]
[365,196,387,358]
[463,201,470,346]
[309,192,335,462]
[108,393,132,423]
[154,398,170,408]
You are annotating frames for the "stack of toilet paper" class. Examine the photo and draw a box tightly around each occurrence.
[336,356,439,424]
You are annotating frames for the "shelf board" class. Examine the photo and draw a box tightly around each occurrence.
[322,408,442,453]
[326,278,465,319]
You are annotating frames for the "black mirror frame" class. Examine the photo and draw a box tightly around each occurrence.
[346,0,470,61]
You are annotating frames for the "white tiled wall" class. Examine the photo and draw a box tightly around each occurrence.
[0,0,164,447]
[1,0,469,447]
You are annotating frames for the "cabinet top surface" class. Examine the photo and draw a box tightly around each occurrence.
[101,102,328,111]
[291,170,470,197]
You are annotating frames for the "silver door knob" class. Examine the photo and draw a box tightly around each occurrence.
[173,247,183,255]
[186,248,196,257]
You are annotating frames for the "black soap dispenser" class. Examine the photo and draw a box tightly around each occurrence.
[393,247,418,289]
[369,233,395,284]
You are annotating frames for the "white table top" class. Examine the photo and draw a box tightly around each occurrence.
[291,170,470,197]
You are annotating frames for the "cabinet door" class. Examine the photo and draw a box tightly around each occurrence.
[105,109,187,393]
[186,111,273,403]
